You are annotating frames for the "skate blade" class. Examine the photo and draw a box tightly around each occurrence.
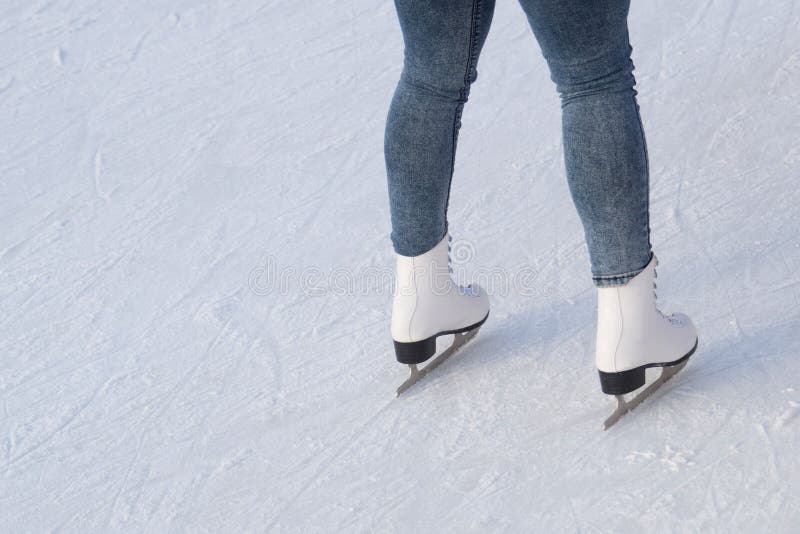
[602,359,689,431]
[395,328,480,396]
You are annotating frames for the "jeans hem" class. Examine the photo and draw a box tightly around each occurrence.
[392,226,449,258]
[592,251,653,287]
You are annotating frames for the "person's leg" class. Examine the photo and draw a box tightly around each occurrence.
[385,0,495,257]
[519,1,698,421]
[518,0,652,286]
[386,0,494,383]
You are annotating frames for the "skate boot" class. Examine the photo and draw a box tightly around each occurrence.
[392,233,489,395]
[596,254,698,429]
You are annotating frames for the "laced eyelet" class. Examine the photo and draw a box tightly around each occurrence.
[446,235,454,276]
[652,262,676,323]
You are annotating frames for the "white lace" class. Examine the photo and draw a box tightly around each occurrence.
[447,234,478,296]
[447,234,453,274]
[653,257,678,324]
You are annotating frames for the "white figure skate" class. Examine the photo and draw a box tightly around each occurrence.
[596,254,698,429]
[391,233,489,395]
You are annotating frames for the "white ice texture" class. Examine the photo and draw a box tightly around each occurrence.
[1,0,799,532]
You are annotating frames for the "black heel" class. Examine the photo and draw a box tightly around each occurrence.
[394,336,436,364]
[598,366,646,395]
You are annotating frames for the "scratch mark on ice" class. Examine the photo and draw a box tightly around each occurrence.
[0,76,13,95]
[93,150,110,201]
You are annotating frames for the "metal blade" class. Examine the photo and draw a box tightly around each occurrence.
[395,328,480,396]
[602,359,689,430]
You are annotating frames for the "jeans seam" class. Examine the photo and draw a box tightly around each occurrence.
[633,93,651,253]
[629,37,651,255]
[443,0,481,230]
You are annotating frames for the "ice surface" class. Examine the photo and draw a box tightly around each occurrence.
[1,0,799,531]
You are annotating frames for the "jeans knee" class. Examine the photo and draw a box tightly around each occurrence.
[548,45,637,105]
[400,60,477,103]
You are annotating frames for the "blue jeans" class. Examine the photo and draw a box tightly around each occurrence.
[385,0,653,286]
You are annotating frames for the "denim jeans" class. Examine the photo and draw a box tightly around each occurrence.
[384,0,653,286]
